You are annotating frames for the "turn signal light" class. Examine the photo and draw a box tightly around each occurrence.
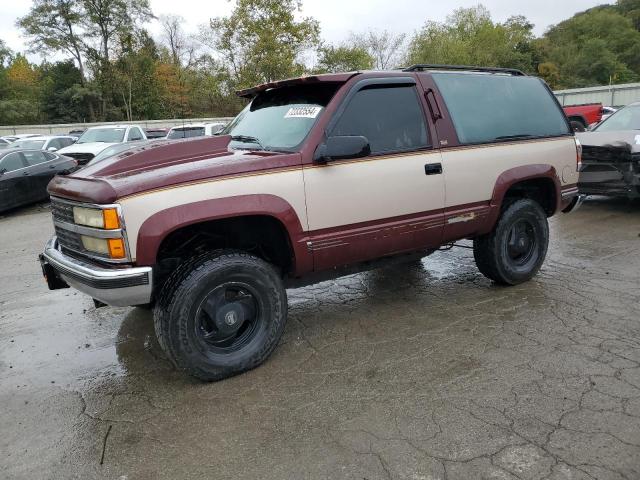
[107,238,126,259]
[103,208,120,229]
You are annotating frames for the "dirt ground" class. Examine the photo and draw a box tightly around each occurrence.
[1,198,639,480]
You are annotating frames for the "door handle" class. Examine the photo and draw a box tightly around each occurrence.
[424,163,442,175]
[22,172,30,176]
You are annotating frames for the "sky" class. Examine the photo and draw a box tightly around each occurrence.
[1,0,615,61]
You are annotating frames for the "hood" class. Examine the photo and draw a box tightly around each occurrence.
[48,135,300,204]
[577,130,640,153]
[58,142,117,155]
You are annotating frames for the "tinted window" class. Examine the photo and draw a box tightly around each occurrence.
[330,85,429,154]
[167,127,206,139]
[23,151,48,166]
[1,152,26,172]
[432,73,570,144]
[594,105,640,132]
[60,137,75,147]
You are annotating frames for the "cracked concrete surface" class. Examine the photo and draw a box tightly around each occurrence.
[1,197,639,479]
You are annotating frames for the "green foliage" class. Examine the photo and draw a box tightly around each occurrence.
[315,45,373,73]
[406,6,536,73]
[205,0,320,89]
[538,4,640,88]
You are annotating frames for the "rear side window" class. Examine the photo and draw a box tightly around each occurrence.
[1,152,26,171]
[331,85,429,155]
[432,73,570,144]
[23,151,48,166]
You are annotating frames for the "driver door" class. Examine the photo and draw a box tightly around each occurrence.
[303,79,445,271]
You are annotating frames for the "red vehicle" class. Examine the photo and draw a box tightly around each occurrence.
[563,103,604,131]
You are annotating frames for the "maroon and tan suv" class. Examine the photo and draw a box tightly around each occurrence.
[40,65,583,381]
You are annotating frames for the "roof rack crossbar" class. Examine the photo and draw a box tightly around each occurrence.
[402,64,526,76]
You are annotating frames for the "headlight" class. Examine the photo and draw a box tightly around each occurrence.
[73,207,120,229]
[81,236,126,259]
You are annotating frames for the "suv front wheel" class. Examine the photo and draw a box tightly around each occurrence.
[473,198,549,285]
[154,251,287,381]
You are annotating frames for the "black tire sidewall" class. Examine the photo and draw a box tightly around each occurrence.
[493,200,549,285]
[165,254,287,379]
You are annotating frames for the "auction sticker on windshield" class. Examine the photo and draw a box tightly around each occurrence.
[284,106,322,118]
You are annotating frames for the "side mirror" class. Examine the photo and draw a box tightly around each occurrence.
[47,146,58,152]
[314,135,371,163]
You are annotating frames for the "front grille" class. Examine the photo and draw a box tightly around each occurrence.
[54,225,83,252]
[64,152,94,164]
[51,198,111,260]
[51,198,75,224]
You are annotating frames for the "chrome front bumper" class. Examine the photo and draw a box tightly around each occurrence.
[41,237,153,307]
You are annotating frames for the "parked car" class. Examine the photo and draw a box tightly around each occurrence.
[0,149,77,213]
[10,135,76,152]
[166,122,226,139]
[86,140,151,166]
[57,125,147,165]
[577,101,640,198]
[0,138,11,148]
[563,103,604,132]
[144,128,169,139]
[40,65,581,381]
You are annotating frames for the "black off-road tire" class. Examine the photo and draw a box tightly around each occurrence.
[153,251,287,381]
[473,198,549,285]
[570,120,586,132]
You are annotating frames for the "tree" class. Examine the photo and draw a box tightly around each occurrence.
[406,6,536,73]
[18,0,88,84]
[159,14,197,67]
[351,30,406,69]
[204,0,320,89]
[315,44,373,73]
[540,5,640,88]
[82,0,153,116]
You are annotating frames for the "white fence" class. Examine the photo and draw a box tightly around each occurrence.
[0,117,234,136]
[554,82,640,107]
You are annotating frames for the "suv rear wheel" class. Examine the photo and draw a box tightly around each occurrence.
[473,198,549,285]
[154,251,287,381]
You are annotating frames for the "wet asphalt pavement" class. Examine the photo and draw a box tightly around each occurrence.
[1,198,640,480]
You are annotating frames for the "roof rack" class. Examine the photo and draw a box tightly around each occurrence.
[402,64,526,76]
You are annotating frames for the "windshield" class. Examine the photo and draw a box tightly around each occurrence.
[594,105,640,131]
[77,128,126,144]
[221,83,339,151]
[14,139,46,150]
[167,127,205,139]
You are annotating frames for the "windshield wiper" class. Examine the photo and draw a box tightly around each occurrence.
[230,135,265,151]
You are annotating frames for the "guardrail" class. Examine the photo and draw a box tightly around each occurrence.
[0,117,235,136]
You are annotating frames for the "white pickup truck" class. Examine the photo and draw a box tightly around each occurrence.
[58,125,147,165]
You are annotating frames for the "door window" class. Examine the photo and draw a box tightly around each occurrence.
[1,152,27,172]
[48,138,63,150]
[22,151,48,166]
[330,85,430,155]
[127,128,143,141]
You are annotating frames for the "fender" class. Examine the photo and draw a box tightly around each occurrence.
[480,164,561,235]
[134,194,312,274]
